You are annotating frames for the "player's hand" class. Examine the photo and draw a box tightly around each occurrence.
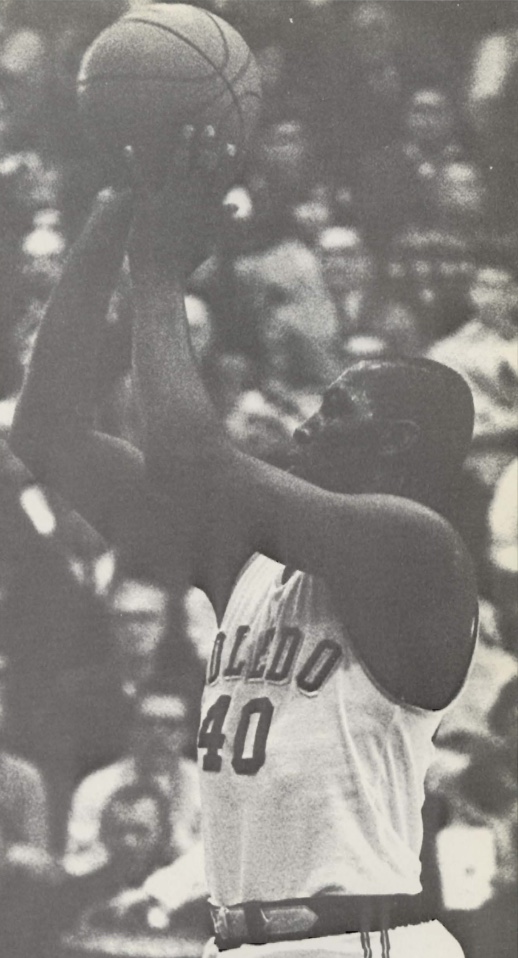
[126,124,237,274]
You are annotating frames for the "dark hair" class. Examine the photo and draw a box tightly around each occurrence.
[345,358,475,506]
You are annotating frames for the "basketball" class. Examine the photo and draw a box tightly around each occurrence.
[77,3,262,171]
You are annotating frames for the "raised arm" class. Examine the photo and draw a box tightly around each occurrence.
[130,129,474,613]
[9,188,181,580]
[11,189,133,474]
[128,129,478,710]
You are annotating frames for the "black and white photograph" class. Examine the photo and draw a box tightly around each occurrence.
[0,2,516,957]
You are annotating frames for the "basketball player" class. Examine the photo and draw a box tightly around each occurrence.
[11,129,477,957]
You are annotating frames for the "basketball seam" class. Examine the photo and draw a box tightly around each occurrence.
[122,16,245,143]
[229,47,254,89]
[78,74,234,86]
[203,13,257,91]
[78,55,258,89]
[204,11,230,74]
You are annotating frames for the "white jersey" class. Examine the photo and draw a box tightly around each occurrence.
[198,555,447,906]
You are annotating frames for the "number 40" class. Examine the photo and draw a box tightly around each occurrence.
[198,694,274,776]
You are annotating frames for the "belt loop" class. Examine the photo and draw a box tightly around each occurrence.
[243,901,269,945]
[380,896,391,932]
[360,896,373,934]
[359,897,373,958]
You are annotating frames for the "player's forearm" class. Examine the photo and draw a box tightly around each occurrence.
[131,251,225,486]
[11,190,133,476]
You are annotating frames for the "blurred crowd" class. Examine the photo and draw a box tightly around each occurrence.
[0,2,516,957]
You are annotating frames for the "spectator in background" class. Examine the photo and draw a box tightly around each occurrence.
[58,577,169,784]
[436,161,487,229]
[197,211,338,464]
[59,781,172,938]
[321,2,404,186]
[428,265,517,578]
[0,656,55,871]
[109,579,167,700]
[97,783,170,892]
[467,24,518,234]
[388,160,487,345]
[318,227,376,345]
[318,227,425,358]
[0,654,61,957]
[0,150,63,403]
[64,693,200,879]
[427,464,518,958]
[253,44,288,125]
[488,458,518,650]
[232,233,340,389]
[226,386,303,466]
[358,89,464,256]
[248,119,316,223]
[105,839,210,942]
[239,119,347,251]
[220,230,342,464]
[185,294,214,370]
[211,117,316,264]
[429,264,518,444]
[0,26,52,155]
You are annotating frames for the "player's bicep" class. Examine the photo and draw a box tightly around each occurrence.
[330,523,478,711]
[197,448,401,610]
[236,461,478,711]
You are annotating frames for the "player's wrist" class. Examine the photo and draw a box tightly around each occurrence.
[129,218,187,283]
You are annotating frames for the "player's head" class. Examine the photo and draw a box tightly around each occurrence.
[289,358,474,508]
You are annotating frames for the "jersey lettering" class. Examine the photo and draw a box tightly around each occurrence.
[206,626,343,696]
[199,695,274,775]
[207,631,226,685]
[247,627,276,680]
[223,625,250,678]
[296,639,343,694]
[265,626,303,683]
[232,698,274,775]
[197,694,231,770]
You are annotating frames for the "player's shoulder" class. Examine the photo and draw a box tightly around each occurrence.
[326,503,477,710]
[389,496,473,584]
[412,506,476,609]
[376,500,476,630]
[339,492,473,599]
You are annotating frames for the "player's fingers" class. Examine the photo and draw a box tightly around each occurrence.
[121,144,147,191]
[172,124,196,175]
[193,124,221,174]
[212,141,238,195]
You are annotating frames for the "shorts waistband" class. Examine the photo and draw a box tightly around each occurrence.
[210,894,428,950]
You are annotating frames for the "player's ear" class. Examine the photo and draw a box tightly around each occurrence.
[379,419,420,457]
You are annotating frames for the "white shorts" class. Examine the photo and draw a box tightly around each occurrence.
[203,921,464,958]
